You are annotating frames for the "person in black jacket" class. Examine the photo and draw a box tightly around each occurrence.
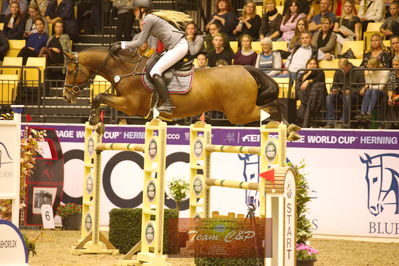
[45,0,78,40]
[295,57,326,127]
[3,1,26,40]
[325,58,365,128]
[0,30,10,61]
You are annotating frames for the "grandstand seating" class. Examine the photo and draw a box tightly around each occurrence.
[6,40,26,57]
[25,57,46,86]
[0,74,19,104]
[363,22,384,50]
[1,57,23,77]
[342,40,364,59]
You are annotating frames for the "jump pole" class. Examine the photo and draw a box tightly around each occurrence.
[189,121,296,266]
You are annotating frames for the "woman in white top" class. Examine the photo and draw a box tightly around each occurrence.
[358,0,385,31]
[255,37,282,77]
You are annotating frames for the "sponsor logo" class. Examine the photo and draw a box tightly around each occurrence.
[360,153,399,216]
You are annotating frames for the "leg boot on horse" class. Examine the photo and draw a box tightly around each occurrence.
[152,74,175,115]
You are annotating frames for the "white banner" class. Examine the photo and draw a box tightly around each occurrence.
[28,124,399,238]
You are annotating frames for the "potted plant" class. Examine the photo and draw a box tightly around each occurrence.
[291,161,319,266]
[167,176,189,212]
[56,203,82,230]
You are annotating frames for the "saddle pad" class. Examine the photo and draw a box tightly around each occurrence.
[141,67,194,94]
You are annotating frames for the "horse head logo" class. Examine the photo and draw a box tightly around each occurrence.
[360,153,399,216]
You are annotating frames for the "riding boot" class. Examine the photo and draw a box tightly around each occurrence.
[152,74,175,115]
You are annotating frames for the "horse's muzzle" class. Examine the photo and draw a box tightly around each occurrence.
[63,88,77,104]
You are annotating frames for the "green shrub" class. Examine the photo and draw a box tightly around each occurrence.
[109,208,179,254]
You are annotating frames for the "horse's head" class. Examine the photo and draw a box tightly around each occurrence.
[360,153,384,216]
[63,52,91,104]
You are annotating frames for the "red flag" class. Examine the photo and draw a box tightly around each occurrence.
[259,168,275,186]
[26,114,32,122]
[100,111,104,123]
[200,113,205,122]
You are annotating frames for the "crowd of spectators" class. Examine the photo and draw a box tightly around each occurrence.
[183,0,399,129]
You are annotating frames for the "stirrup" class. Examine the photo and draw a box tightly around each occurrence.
[157,102,175,115]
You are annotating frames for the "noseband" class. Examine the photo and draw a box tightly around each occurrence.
[64,51,112,95]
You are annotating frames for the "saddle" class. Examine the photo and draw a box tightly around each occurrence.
[142,53,195,94]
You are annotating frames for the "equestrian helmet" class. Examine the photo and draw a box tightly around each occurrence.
[133,0,153,8]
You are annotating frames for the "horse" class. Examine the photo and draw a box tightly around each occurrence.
[62,47,281,126]
[360,153,399,216]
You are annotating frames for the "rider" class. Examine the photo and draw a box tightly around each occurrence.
[112,0,190,115]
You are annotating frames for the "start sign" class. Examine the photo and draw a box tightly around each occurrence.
[0,220,28,265]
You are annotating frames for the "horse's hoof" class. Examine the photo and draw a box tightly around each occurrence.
[287,123,301,132]
[89,115,100,126]
[287,132,301,141]
[95,123,105,135]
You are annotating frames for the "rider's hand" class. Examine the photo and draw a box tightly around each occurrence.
[110,42,122,53]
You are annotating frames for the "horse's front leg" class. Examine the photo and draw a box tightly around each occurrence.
[89,93,128,125]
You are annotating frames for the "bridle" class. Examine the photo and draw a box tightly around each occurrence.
[64,51,113,96]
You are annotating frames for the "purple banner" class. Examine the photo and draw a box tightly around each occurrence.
[23,123,399,150]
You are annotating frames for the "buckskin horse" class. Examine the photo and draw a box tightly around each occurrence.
[62,47,281,125]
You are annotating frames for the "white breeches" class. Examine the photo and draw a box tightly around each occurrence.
[150,38,188,78]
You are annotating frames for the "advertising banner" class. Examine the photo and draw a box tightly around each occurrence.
[26,123,399,238]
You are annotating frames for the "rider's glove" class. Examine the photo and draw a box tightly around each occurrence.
[110,41,122,53]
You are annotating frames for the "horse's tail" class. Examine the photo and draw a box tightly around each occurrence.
[243,65,279,107]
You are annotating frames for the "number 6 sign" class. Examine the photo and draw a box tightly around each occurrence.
[41,204,55,229]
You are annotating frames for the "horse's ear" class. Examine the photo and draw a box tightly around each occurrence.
[360,153,371,164]
[64,52,74,61]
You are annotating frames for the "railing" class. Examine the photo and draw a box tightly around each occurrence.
[1,65,398,128]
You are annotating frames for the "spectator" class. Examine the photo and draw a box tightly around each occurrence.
[216,59,228,66]
[233,0,261,41]
[380,1,399,39]
[204,22,231,53]
[208,33,234,67]
[4,0,27,15]
[356,57,389,122]
[325,58,365,128]
[45,0,78,40]
[288,17,308,51]
[295,57,326,127]
[31,0,48,17]
[259,0,283,41]
[233,34,257,66]
[280,0,306,43]
[255,37,282,77]
[311,17,336,60]
[111,0,133,41]
[283,0,311,16]
[185,22,205,60]
[285,31,324,85]
[308,0,336,32]
[206,0,238,41]
[24,4,48,37]
[384,56,399,128]
[390,35,399,61]
[358,0,385,31]
[196,53,209,69]
[77,0,101,34]
[333,0,361,47]
[361,33,391,68]
[3,1,26,40]
[0,29,9,62]
[17,17,48,64]
[38,19,71,66]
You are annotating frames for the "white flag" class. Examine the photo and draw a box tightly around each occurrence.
[153,108,160,119]
[260,109,270,126]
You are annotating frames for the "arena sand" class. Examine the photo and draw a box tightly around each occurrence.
[23,230,399,266]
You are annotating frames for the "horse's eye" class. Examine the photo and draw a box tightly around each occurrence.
[372,177,378,183]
